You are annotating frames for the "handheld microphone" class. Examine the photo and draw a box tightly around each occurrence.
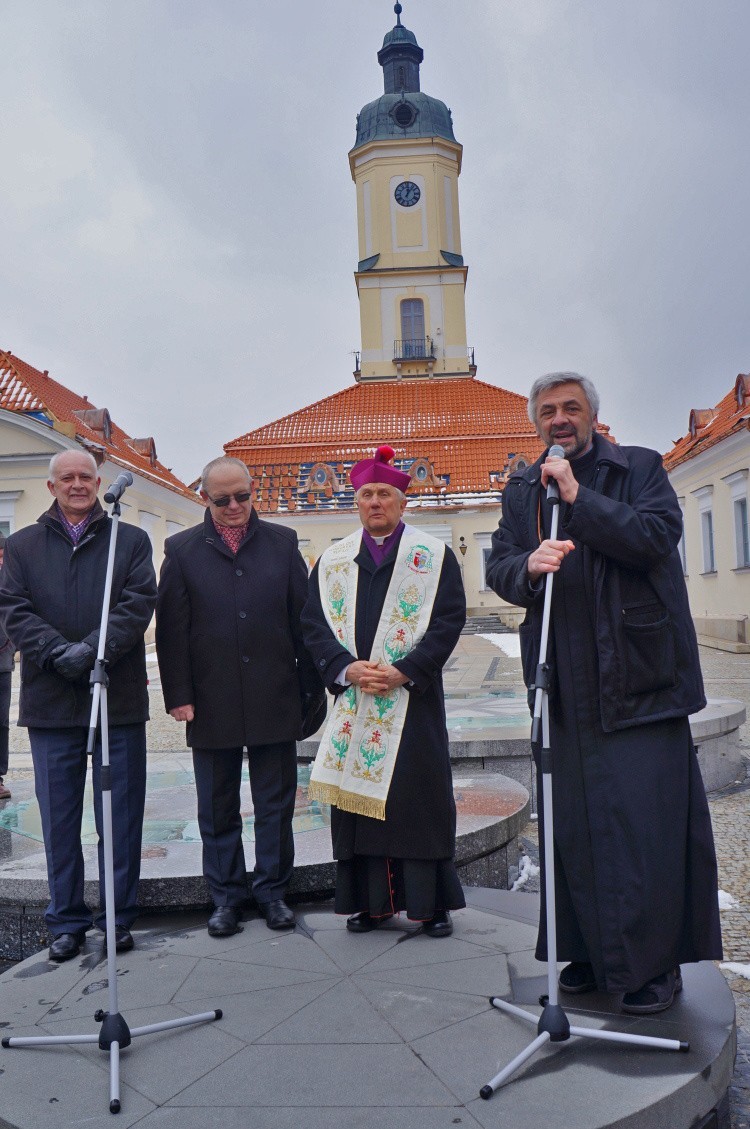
[546,444,565,503]
[104,471,134,504]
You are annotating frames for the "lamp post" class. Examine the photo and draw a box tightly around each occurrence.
[459,536,467,587]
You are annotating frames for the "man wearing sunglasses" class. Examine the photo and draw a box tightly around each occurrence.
[156,457,324,935]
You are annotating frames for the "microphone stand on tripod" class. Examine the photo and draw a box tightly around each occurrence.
[2,471,222,1115]
[480,445,688,1101]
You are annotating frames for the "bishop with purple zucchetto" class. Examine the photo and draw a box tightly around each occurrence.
[301,444,467,937]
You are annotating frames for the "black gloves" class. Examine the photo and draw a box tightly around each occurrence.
[50,642,96,681]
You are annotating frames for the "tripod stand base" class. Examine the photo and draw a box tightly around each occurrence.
[480,995,689,1098]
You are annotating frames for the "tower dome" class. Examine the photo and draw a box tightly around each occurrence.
[353,3,456,148]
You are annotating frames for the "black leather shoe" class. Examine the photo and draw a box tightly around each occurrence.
[207,905,243,937]
[621,967,683,1014]
[258,899,295,930]
[422,910,453,938]
[559,961,597,994]
[49,933,82,962]
[103,927,134,953]
[346,911,393,933]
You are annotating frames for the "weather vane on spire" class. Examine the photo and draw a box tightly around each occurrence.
[394,2,403,26]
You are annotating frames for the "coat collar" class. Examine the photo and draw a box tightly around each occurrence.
[203,506,259,557]
[517,431,627,486]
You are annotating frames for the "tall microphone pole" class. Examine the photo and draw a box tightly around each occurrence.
[480,444,688,1100]
[3,473,222,1115]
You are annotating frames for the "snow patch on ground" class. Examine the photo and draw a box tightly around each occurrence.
[718,889,740,911]
[721,962,750,979]
[511,854,540,892]
[478,633,522,658]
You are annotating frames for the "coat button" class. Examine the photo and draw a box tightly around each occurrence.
[239,611,246,619]
[242,656,249,663]
[236,568,243,576]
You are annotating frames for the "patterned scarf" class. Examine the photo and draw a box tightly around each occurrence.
[213,517,249,555]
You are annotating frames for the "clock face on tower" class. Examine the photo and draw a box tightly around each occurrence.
[394,180,421,207]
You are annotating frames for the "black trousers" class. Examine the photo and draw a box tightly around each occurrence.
[29,724,147,936]
[192,741,297,907]
[0,670,11,777]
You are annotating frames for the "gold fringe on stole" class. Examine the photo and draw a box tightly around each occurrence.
[307,780,341,807]
[307,780,386,821]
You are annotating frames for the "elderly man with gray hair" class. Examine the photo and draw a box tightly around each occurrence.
[156,456,324,936]
[486,372,722,1015]
[0,449,156,961]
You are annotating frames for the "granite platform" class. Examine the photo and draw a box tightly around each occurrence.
[0,756,529,960]
[0,889,735,1129]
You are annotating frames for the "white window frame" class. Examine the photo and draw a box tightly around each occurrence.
[692,486,715,574]
[0,491,22,536]
[677,497,687,574]
[722,469,750,569]
[473,532,494,590]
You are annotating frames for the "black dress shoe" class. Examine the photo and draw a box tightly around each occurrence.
[559,961,597,994]
[49,933,82,962]
[621,967,683,1014]
[346,911,394,933]
[258,899,295,930]
[207,905,243,937]
[422,910,453,938]
[103,927,135,953]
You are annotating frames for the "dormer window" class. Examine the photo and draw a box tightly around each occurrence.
[688,409,716,438]
[73,406,112,442]
[735,373,750,410]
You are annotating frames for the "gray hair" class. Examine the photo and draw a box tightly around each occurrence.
[201,456,252,492]
[527,372,600,426]
[48,449,98,481]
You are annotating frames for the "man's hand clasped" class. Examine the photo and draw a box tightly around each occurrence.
[526,451,579,582]
[346,659,408,695]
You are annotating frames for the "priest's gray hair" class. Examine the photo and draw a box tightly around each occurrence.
[201,457,252,492]
[527,372,600,425]
[48,449,99,481]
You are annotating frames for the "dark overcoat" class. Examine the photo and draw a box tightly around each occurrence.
[0,502,156,727]
[156,509,322,749]
[485,435,721,990]
[301,532,466,860]
[486,433,705,730]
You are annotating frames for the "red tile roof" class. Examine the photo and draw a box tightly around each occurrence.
[663,373,750,471]
[0,350,200,503]
[225,377,542,514]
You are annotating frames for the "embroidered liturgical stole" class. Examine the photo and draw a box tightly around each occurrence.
[308,525,444,820]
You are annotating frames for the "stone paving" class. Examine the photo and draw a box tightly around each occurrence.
[0,636,748,1125]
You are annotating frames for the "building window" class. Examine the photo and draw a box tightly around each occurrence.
[692,485,715,574]
[700,509,715,572]
[0,491,22,536]
[400,299,425,356]
[723,469,750,569]
[481,546,493,589]
[735,498,750,567]
[677,498,687,574]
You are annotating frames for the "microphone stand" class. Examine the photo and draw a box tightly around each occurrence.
[2,484,222,1115]
[480,456,688,1100]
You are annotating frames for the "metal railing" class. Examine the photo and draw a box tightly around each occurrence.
[393,337,435,360]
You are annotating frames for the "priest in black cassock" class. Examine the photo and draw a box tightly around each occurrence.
[301,445,466,937]
[486,372,722,1014]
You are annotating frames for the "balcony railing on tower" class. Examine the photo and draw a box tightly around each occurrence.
[393,337,435,361]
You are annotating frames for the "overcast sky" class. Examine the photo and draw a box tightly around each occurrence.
[3,1,748,481]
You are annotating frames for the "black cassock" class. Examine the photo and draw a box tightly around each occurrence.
[492,443,722,993]
[302,532,466,920]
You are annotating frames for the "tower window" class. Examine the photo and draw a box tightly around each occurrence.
[392,101,417,128]
[399,299,426,358]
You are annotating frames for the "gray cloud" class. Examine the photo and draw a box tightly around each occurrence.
[2,0,748,477]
